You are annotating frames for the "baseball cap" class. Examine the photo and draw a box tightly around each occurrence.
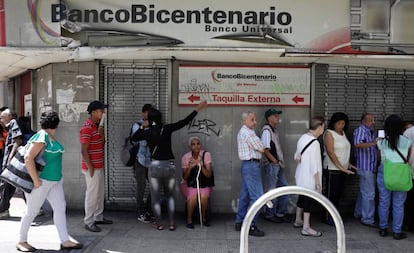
[265,109,282,119]
[87,101,108,114]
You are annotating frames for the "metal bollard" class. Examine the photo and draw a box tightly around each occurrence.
[239,186,346,253]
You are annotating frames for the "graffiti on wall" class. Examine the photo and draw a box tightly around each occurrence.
[187,118,221,136]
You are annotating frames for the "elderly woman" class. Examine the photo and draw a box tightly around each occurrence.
[16,111,82,252]
[180,136,213,229]
[323,112,353,225]
[293,116,325,237]
[377,115,412,240]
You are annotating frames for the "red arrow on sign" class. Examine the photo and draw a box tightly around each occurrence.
[188,94,201,103]
[292,96,304,104]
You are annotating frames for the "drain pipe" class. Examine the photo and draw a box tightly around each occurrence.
[239,186,346,253]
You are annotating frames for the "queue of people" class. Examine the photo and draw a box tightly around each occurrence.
[232,109,414,240]
[2,99,414,252]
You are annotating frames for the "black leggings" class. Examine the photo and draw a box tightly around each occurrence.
[297,195,317,213]
[326,170,345,207]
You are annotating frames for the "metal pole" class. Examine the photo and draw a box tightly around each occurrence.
[239,186,346,253]
[196,163,203,228]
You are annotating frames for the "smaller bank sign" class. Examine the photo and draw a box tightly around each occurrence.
[178,65,310,106]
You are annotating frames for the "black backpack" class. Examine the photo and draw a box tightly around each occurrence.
[120,122,140,166]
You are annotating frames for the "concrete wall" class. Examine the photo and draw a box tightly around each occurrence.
[33,62,96,209]
[169,62,311,213]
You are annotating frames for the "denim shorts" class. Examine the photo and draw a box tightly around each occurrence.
[149,160,175,178]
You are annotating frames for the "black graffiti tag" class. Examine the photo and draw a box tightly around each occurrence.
[187,118,221,136]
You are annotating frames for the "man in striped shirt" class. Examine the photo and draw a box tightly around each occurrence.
[234,111,265,237]
[80,101,112,232]
[353,113,380,228]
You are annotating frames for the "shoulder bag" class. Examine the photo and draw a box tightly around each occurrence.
[0,143,46,193]
[301,139,317,156]
[187,151,215,188]
[383,138,413,191]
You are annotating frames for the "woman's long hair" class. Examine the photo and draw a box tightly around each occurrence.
[384,114,403,150]
[148,109,163,146]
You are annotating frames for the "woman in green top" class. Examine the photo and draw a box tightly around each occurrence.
[16,111,82,252]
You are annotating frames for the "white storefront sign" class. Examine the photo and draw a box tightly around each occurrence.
[4,0,350,52]
[178,65,310,106]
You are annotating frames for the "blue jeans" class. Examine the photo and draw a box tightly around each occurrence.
[354,170,376,225]
[264,163,288,217]
[377,164,407,233]
[235,160,264,225]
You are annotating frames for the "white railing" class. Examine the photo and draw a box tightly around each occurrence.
[239,186,346,253]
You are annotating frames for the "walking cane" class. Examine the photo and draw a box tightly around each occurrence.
[196,163,203,228]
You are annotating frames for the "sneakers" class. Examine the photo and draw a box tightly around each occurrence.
[249,225,265,237]
[379,228,388,237]
[361,221,377,228]
[393,232,407,240]
[0,210,10,219]
[264,216,283,223]
[276,215,292,223]
[235,223,265,237]
[85,224,102,232]
[137,212,153,223]
[324,217,335,227]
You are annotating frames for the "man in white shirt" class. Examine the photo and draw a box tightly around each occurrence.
[234,111,265,237]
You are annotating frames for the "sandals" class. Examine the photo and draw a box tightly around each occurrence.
[16,242,37,252]
[169,224,176,231]
[301,228,322,237]
[152,222,164,230]
[293,221,303,228]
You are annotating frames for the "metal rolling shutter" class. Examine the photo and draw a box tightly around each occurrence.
[314,64,414,212]
[99,60,169,208]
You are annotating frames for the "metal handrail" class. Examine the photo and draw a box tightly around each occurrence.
[239,186,346,253]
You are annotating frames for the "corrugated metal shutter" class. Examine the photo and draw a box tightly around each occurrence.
[99,60,169,208]
[314,64,414,211]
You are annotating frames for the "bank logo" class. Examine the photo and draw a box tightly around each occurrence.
[27,0,60,44]
[211,70,221,83]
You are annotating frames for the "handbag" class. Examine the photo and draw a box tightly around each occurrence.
[295,138,317,162]
[0,143,46,193]
[383,138,413,191]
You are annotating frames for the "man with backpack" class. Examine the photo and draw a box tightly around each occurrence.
[261,109,290,223]
[132,104,154,223]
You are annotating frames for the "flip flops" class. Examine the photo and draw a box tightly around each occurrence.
[16,242,37,252]
[152,222,164,230]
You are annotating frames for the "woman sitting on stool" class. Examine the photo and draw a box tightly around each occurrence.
[180,136,214,229]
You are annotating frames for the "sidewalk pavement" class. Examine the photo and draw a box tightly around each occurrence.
[1,197,414,253]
